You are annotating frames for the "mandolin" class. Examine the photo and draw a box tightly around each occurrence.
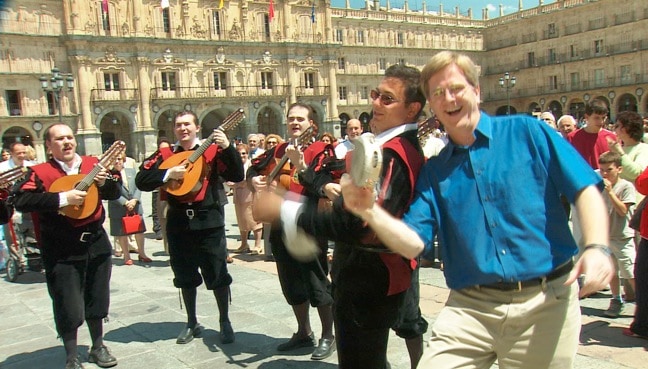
[417,116,436,148]
[0,166,28,190]
[160,108,245,197]
[49,140,126,219]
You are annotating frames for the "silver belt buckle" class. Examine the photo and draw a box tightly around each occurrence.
[186,209,195,219]
[80,232,92,242]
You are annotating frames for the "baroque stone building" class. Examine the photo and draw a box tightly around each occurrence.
[0,0,646,161]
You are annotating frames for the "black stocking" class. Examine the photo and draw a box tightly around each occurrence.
[214,286,230,323]
[86,318,104,350]
[181,287,198,327]
[62,330,78,362]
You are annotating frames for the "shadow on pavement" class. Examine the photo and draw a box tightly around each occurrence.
[580,321,648,349]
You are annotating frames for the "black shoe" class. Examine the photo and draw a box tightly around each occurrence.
[277,332,316,351]
[176,324,203,344]
[64,357,84,369]
[311,338,335,360]
[220,321,235,344]
[88,345,117,368]
[155,232,163,240]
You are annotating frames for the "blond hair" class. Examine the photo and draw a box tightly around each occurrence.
[420,51,481,99]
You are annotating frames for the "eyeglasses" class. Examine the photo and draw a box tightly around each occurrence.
[266,140,278,145]
[370,89,400,106]
[430,84,467,100]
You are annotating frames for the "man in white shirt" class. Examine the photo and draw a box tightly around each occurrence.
[334,119,363,159]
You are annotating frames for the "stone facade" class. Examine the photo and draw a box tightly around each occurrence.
[0,0,646,160]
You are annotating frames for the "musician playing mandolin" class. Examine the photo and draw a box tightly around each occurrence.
[12,123,120,369]
[247,103,336,361]
[135,110,243,346]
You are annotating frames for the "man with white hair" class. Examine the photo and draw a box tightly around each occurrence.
[539,111,557,130]
[557,115,577,139]
[247,133,264,158]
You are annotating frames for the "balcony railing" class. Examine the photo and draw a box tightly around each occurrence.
[7,103,22,116]
[486,72,648,101]
[150,85,290,100]
[295,86,330,96]
[90,89,139,102]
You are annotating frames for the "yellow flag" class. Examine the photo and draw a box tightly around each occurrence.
[218,0,224,9]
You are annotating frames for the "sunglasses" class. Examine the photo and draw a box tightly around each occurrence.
[267,140,278,145]
[370,89,400,106]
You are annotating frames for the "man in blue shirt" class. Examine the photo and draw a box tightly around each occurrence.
[340,51,615,368]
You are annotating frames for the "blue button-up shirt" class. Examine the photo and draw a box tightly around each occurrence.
[404,112,602,290]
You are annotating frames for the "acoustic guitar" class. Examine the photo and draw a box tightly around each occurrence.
[160,108,245,197]
[49,140,126,219]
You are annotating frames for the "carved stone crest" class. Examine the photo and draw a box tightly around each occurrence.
[216,47,225,64]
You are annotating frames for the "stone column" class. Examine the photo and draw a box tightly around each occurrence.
[136,57,152,130]
[327,59,338,120]
[70,56,93,132]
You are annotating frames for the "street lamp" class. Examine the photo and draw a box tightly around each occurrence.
[499,72,516,115]
[40,67,74,122]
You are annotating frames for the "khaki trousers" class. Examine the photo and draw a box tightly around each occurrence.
[419,274,580,369]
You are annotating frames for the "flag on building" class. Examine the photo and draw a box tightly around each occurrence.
[218,0,224,9]
[269,0,275,22]
[102,0,109,13]
[311,1,316,23]
[161,0,170,9]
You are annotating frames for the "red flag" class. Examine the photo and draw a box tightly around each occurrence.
[102,0,109,13]
[269,0,275,22]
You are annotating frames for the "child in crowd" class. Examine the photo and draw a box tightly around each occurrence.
[599,151,637,318]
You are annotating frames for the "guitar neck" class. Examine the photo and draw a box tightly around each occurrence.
[75,141,126,191]
[267,155,290,183]
[185,108,245,164]
[75,166,101,191]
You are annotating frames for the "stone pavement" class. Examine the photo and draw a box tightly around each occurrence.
[1,194,647,368]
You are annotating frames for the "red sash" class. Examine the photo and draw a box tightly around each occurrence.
[377,137,424,296]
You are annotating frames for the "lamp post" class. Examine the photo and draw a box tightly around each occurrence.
[39,67,74,122]
[499,72,516,115]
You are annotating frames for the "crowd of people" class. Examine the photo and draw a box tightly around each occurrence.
[2,51,648,369]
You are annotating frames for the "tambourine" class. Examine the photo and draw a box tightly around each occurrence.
[346,133,382,189]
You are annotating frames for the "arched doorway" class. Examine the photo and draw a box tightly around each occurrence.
[568,100,586,121]
[257,106,281,136]
[495,106,517,115]
[99,111,133,157]
[618,94,638,113]
[528,102,541,114]
[157,109,177,140]
[1,126,33,149]
[201,108,248,139]
[339,113,351,137]
[359,112,371,132]
[547,100,563,120]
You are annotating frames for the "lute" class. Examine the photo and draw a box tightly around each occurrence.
[49,140,126,219]
[160,108,245,197]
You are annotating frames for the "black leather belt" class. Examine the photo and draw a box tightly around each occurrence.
[77,224,103,243]
[479,259,574,292]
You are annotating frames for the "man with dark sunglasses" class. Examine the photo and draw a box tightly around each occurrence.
[257,64,429,369]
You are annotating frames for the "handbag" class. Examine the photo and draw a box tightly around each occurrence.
[122,212,145,235]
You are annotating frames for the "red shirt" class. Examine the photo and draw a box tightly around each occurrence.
[568,128,616,169]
